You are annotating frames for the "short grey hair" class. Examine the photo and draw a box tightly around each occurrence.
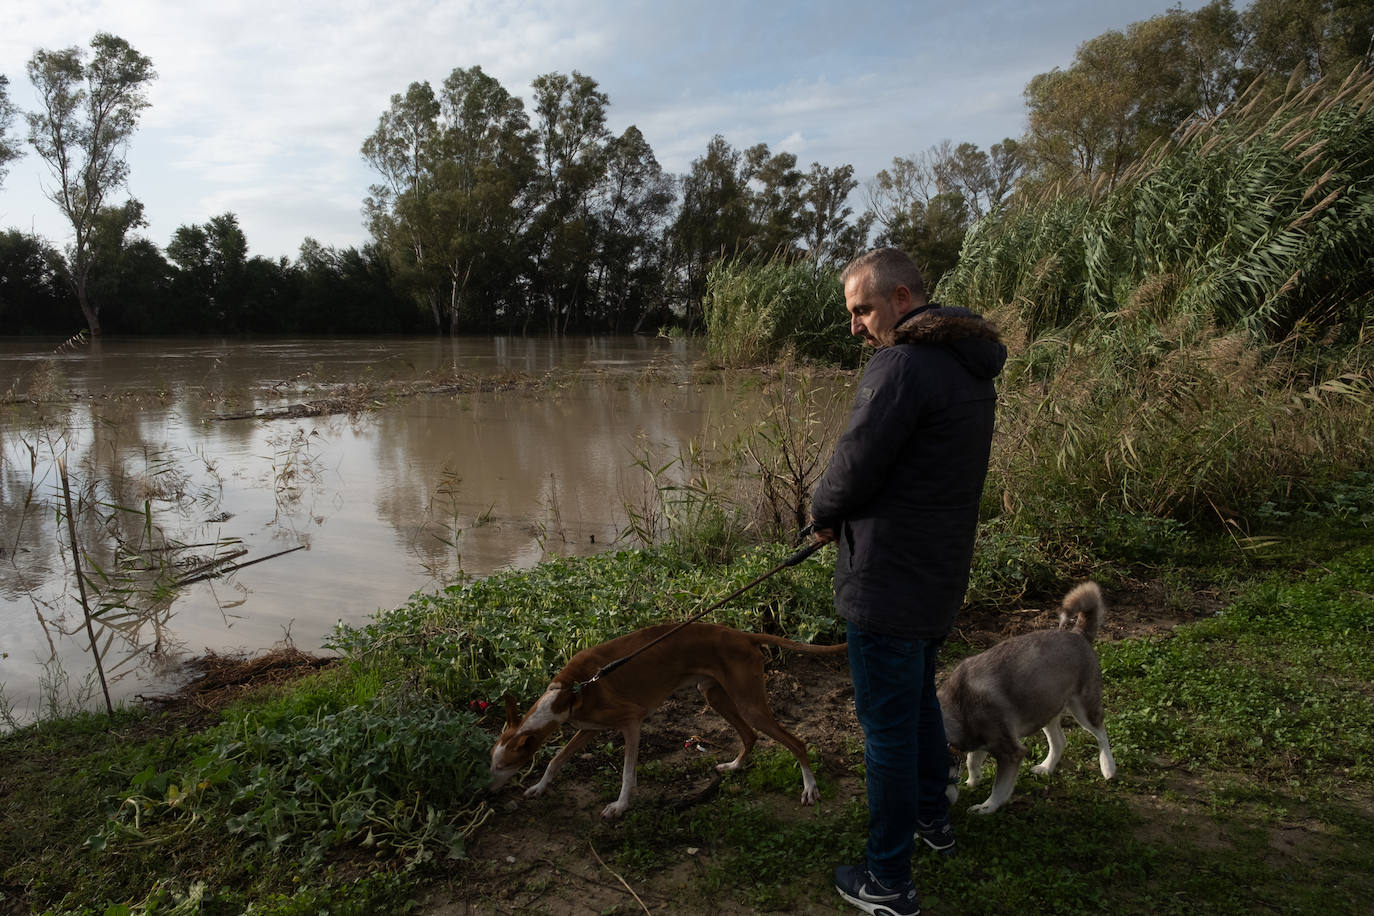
[841,247,926,303]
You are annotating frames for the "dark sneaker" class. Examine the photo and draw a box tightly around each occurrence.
[833,864,921,916]
[915,817,956,854]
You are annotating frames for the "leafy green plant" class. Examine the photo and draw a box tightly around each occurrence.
[98,691,493,870]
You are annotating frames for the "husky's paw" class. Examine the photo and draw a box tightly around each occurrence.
[1030,762,1055,776]
[601,800,629,820]
[969,800,1001,815]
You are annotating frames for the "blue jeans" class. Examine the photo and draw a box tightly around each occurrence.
[846,621,949,885]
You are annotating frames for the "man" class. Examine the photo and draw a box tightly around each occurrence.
[811,247,1006,916]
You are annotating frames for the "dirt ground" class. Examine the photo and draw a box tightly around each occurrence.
[411,579,1219,915]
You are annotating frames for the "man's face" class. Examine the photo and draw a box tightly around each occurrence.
[844,269,911,348]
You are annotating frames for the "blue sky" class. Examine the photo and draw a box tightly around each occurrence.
[1,0,1211,261]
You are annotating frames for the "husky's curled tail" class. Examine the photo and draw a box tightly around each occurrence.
[1058,581,1105,642]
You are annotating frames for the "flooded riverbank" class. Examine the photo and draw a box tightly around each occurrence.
[2,336,808,723]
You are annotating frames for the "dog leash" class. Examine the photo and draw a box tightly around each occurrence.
[572,532,826,694]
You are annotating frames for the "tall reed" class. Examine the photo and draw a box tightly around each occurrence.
[941,67,1374,345]
[935,67,1374,538]
[702,256,851,367]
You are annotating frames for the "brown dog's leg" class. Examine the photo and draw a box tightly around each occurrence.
[525,728,596,799]
[717,666,821,805]
[700,681,758,772]
[602,720,642,819]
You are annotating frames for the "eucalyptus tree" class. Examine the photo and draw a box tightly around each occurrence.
[362,66,534,334]
[24,33,156,336]
[742,143,804,258]
[862,140,1017,287]
[1023,1,1243,190]
[1243,0,1374,84]
[527,71,611,332]
[864,151,940,238]
[591,125,676,332]
[166,213,249,331]
[361,81,445,327]
[0,75,22,187]
[931,140,1025,219]
[796,162,860,271]
[670,136,813,320]
[670,135,754,323]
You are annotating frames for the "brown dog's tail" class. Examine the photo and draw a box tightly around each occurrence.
[1058,581,1105,642]
[748,633,849,655]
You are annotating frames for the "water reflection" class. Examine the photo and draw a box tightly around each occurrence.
[0,337,759,724]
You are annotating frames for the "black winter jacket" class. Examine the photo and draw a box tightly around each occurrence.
[810,304,1006,639]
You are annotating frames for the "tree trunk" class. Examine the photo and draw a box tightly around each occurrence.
[74,270,102,336]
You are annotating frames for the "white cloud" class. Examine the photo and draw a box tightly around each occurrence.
[1,0,1213,260]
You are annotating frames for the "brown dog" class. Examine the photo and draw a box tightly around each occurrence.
[489,622,847,819]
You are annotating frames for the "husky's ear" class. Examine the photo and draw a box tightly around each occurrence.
[503,694,521,727]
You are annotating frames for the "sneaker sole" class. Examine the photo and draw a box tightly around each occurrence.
[835,886,921,916]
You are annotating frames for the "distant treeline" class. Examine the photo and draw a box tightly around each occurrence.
[0,0,1368,337]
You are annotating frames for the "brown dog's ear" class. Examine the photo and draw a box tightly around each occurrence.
[504,694,521,727]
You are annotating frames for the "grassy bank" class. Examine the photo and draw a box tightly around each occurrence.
[3,502,1372,913]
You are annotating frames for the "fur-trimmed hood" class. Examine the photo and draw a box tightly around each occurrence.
[890,304,1006,381]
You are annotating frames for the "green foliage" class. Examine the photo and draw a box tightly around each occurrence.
[8,535,1374,913]
[701,256,852,368]
[939,71,1374,537]
[97,688,494,874]
[1103,544,1374,780]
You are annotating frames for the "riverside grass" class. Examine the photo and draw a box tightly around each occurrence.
[3,523,1373,914]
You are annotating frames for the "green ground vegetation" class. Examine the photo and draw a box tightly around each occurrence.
[2,494,1372,913]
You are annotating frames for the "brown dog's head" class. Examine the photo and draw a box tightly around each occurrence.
[488,689,573,790]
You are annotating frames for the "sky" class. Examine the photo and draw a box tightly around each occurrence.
[0,0,1212,262]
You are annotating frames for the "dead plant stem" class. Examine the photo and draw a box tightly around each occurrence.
[57,457,115,718]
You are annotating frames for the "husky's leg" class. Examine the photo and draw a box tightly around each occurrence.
[964,749,989,787]
[970,742,1025,814]
[1067,696,1117,780]
[1032,716,1067,776]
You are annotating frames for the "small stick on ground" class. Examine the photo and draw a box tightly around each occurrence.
[590,841,652,914]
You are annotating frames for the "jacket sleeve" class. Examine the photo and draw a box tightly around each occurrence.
[810,349,923,528]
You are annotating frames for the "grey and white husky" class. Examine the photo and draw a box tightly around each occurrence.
[939,582,1118,814]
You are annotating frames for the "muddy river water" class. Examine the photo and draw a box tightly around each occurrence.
[1,336,814,723]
